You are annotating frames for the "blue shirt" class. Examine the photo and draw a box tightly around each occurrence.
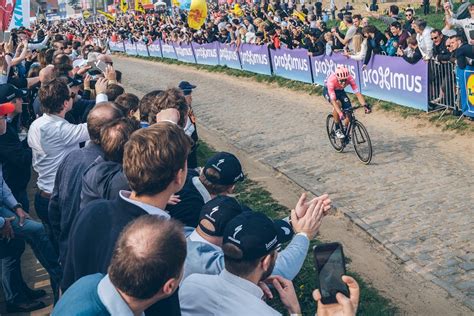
[183,228,309,281]
[53,273,144,316]
[180,269,281,316]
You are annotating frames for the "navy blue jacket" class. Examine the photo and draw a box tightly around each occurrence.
[80,156,129,210]
[48,142,103,264]
[61,196,181,316]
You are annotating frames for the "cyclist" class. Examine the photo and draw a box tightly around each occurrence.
[323,66,371,139]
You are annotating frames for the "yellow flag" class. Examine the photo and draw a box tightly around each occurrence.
[187,0,207,30]
[82,10,91,19]
[97,10,116,22]
[232,4,243,17]
[172,0,180,6]
[135,0,145,14]
[292,10,306,23]
[120,0,128,13]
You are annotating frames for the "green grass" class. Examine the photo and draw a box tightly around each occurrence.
[368,5,446,31]
[196,140,397,315]
[127,53,473,134]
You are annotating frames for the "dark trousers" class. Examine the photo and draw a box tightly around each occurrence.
[0,239,28,304]
[423,1,430,15]
[34,191,50,226]
[34,191,58,251]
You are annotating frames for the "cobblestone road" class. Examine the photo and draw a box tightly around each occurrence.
[115,56,474,310]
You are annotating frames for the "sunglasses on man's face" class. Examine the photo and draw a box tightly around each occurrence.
[431,36,438,40]
[406,14,412,17]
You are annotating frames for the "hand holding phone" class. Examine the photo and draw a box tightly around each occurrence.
[313,242,349,304]
[312,275,359,316]
[94,60,107,73]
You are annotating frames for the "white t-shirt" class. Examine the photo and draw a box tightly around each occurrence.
[0,55,12,84]
[449,17,474,42]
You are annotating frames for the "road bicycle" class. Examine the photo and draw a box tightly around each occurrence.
[326,105,373,164]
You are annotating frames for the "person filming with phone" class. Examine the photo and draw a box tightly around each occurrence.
[313,275,360,316]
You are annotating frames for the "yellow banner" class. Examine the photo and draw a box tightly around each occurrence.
[97,10,116,22]
[292,10,306,23]
[187,0,207,30]
[135,0,145,13]
[232,4,243,17]
[120,0,128,13]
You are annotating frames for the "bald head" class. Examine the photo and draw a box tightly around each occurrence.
[39,65,55,85]
[108,215,186,300]
[87,102,124,144]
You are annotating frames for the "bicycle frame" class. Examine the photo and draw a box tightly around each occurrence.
[340,107,358,142]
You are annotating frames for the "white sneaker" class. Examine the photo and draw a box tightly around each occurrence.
[335,129,345,139]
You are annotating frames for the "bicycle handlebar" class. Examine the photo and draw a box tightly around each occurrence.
[344,105,362,112]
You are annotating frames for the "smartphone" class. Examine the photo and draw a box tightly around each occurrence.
[313,242,349,304]
[94,60,107,73]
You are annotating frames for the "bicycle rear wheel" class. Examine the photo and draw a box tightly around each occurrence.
[326,114,345,152]
[351,120,372,164]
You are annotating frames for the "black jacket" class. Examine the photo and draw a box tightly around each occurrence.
[455,43,474,69]
[166,169,206,227]
[61,196,181,316]
[433,37,451,62]
[364,30,388,66]
[0,117,32,196]
[403,47,423,64]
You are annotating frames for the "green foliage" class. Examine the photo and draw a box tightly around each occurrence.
[67,0,81,10]
[194,140,397,315]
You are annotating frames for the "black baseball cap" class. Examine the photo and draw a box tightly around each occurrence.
[0,84,28,104]
[203,152,244,186]
[198,196,244,237]
[178,81,196,96]
[223,212,293,261]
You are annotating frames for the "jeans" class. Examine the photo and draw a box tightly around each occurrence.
[0,207,62,302]
[0,238,29,303]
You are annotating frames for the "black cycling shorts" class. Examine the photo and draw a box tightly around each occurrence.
[323,87,352,110]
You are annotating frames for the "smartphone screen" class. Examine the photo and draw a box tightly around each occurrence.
[94,60,107,73]
[313,242,349,304]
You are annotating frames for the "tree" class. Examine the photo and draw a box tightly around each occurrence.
[67,0,82,10]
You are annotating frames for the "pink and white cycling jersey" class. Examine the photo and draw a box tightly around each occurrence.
[325,73,359,101]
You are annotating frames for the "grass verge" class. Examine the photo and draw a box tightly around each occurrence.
[197,140,397,315]
[127,54,474,134]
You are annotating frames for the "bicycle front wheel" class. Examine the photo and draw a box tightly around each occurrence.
[326,114,345,152]
[351,120,372,164]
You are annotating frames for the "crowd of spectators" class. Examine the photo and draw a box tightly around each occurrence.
[0,12,364,316]
[105,0,473,110]
[99,1,473,67]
